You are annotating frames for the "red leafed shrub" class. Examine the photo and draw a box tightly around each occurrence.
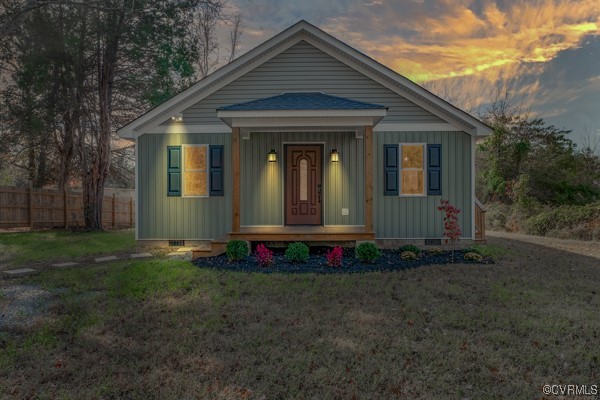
[438,199,461,261]
[255,244,274,267]
[326,246,343,267]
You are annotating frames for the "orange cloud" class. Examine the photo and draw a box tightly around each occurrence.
[324,0,600,83]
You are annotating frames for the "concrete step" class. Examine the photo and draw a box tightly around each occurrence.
[3,268,38,278]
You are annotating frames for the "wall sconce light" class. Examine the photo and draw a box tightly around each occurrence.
[330,149,339,162]
[268,149,277,162]
[171,113,183,122]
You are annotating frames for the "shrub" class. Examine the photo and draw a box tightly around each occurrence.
[255,243,274,267]
[398,244,421,255]
[524,202,600,237]
[464,251,483,262]
[226,240,249,262]
[438,199,462,262]
[355,242,381,263]
[463,247,482,255]
[326,246,343,267]
[400,251,418,261]
[285,242,309,263]
[428,247,443,255]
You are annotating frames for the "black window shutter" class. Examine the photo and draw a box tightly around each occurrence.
[427,144,442,195]
[167,146,181,196]
[209,145,224,196]
[383,144,398,195]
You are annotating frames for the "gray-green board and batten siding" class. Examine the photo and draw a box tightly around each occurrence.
[374,131,472,239]
[137,130,472,240]
[240,131,364,227]
[138,133,231,240]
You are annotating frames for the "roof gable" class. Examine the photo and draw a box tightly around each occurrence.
[117,20,491,138]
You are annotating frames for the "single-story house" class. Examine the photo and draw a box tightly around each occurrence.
[117,20,490,253]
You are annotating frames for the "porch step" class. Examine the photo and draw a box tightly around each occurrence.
[229,230,376,242]
[192,236,229,259]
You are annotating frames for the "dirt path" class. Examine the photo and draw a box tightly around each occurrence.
[488,230,600,259]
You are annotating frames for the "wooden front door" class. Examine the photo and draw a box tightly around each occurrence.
[285,145,323,225]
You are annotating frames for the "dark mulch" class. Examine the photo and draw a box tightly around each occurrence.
[194,247,493,274]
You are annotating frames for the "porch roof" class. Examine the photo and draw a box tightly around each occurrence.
[217,92,388,128]
[218,92,387,111]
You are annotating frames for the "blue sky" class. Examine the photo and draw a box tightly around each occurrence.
[224,0,600,149]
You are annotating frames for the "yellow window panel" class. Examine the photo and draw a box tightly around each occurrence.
[401,170,424,195]
[402,145,423,169]
[184,171,208,197]
[185,146,207,171]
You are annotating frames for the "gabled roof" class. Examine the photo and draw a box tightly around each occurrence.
[218,92,387,111]
[117,20,492,138]
[217,92,388,127]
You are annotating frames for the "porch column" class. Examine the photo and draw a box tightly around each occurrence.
[232,127,240,233]
[364,125,373,232]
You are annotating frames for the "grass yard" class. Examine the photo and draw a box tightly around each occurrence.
[0,230,136,267]
[0,235,599,399]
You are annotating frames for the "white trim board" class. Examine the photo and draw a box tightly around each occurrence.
[374,123,462,132]
[232,116,378,128]
[147,124,231,134]
[146,122,462,135]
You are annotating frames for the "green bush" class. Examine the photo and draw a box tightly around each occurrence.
[355,242,381,263]
[428,247,443,255]
[398,244,421,255]
[285,242,309,263]
[463,247,482,255]
[226,240,249,262]
[464,251,483,262]
[400,251,418,261]
[524,202,600,237]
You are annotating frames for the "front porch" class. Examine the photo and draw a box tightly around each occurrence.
[229,226,375,242]
[222,93,382,246]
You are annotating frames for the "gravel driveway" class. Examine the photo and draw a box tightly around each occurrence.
[488,230,600,259]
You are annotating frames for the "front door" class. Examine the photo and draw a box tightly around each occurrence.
[285,144,322,225]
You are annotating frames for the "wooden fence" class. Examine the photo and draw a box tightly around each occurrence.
[0,185,134,230]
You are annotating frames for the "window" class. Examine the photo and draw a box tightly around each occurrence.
[383,143,441,197]
[400,143,425,196]
[183,145,208,197]
[167,145,224,197]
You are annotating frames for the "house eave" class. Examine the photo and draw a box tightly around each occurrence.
[221,115,385,128]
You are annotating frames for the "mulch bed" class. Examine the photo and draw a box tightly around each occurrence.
[194,247,494,274]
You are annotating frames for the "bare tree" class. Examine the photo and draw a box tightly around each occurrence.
[193,3,221,78]
[421,78,479,116]
[227,11,242,63]
[578,126,600,154]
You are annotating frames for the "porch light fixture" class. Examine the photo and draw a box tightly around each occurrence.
[171,113,183,122]
[268,149,277,162]
[330,149,339,162]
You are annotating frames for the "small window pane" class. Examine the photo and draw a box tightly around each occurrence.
[401,170,424,195]
[185,146,207,171]
[402,145,423,169]
[184,171,208,196]
[299,159,308,201]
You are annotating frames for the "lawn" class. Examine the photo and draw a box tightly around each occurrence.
[0,230,136,266]
[0,235,598,399]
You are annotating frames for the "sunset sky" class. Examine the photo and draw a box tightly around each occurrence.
[225,0,600,149]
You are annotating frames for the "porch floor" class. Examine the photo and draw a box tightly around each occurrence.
[229,226,375,242]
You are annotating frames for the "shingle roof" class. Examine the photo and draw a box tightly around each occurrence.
[218,92,387,111]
